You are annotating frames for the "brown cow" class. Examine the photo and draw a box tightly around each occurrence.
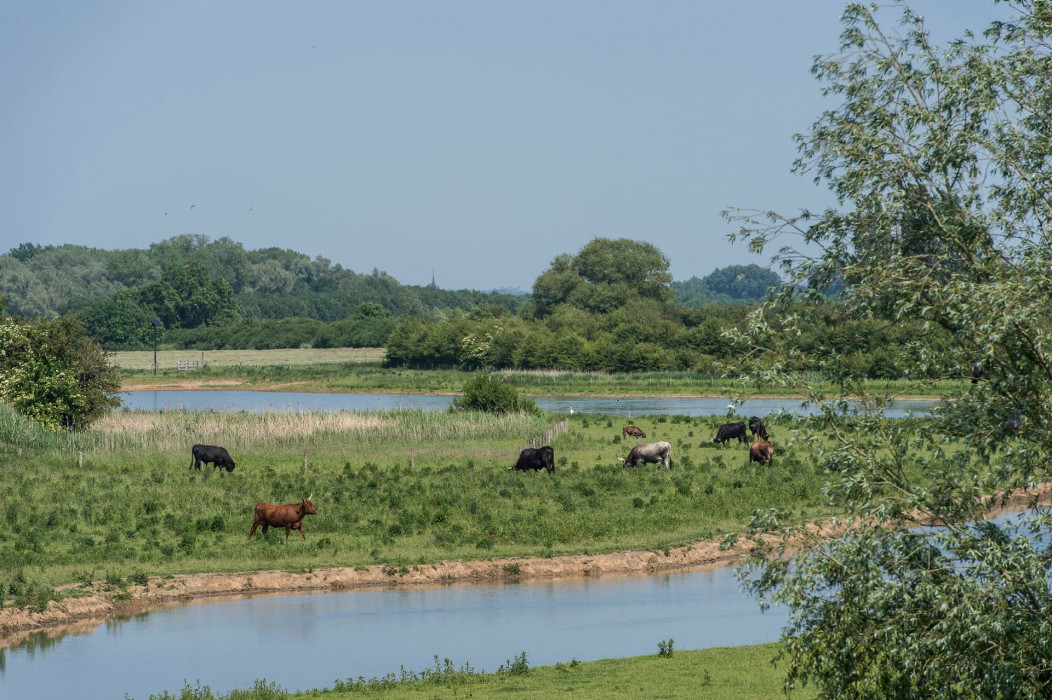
[622,424,647,439]
[749,440,774,466]
[247,494,317,541]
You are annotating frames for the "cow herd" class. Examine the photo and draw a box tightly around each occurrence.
[188,443,318,541]
[711,416,774,466]
[194,412,777,543]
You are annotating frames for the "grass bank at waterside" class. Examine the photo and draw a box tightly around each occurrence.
[0,405,858,632]
[112,347,957,398]
[143,643,815,699]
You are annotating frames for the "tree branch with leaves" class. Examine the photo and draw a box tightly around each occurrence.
[723,2,1052,696]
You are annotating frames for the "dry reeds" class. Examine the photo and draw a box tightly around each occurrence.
[85,409,544,454]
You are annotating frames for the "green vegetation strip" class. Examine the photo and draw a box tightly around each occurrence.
[143,643,814,700]
[114,349,959,398]
[0,405,861,592]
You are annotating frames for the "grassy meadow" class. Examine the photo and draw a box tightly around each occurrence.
[0,402,857,596]
[145,643,815,699]
[111,347,386,372]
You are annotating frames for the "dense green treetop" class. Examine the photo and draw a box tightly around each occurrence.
[673,264,781,305]
[0,235,528,323]
[531,238,674,316]
[725,2,1052,696]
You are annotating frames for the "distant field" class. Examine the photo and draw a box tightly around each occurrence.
[109,347,386,371]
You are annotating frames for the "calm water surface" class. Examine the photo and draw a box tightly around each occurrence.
[120,390,938,418]
[0,564,784,700]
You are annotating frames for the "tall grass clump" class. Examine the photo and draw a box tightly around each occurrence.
[0,403,64,451]
[86,409,549,456]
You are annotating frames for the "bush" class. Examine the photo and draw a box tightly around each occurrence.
[0,310,120,430]
[451,373,537,414]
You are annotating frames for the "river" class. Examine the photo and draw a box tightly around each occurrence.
[0,563,783,700]
[120,390,939,418]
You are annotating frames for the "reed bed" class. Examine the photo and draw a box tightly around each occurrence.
[80,409,549,454]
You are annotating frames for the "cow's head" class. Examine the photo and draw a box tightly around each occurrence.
[302,494,317,515]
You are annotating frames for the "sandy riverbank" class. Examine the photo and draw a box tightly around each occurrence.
[5,482,1048,645]
[0,525,797,644]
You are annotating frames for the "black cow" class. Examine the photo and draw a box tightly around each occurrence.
[189,444,236,472]
[713,422,748,446]
[618,441,672,469]
[509,446,555,474]
[748,416,769,441]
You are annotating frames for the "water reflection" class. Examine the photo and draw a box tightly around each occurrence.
[120,390,938,418]
[0,564,785,700]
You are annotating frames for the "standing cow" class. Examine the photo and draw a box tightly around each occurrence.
[247,494,317,541]
[749,440,774,466]
[509,446,555,474]
[189,444,236,472]
[748,416,770,441]
[622,424,647,439]
[618,441,672,470]
[713,422,748,446]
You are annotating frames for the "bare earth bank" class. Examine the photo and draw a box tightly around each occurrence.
[6,480,1048,646]
[0,528,791,645]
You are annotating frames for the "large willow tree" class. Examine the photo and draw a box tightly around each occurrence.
[724,2,1052,696]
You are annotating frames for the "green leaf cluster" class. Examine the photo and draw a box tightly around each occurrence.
[726,2,1052,695]
[451,373,538,414]
[0,307,120,430]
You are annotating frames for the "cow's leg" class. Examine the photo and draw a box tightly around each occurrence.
[248,520,258,540]
[284,525,291,541]
[261,524,269,536]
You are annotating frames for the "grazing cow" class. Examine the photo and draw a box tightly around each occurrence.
[618,441,672,470]
[713,422,748,446]
[622,424,647,439]
[749,440,774,466]
[748,416,770,441]
[509,446,555,474]
[247,494,317,541]
[189,444,236,472]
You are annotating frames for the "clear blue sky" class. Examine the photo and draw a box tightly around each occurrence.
[0,1,999,291]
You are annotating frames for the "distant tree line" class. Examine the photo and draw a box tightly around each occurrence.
[386,238,949,378]
[0,235,525,349]
[0,234,946,379]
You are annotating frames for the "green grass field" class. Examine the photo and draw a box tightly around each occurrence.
[111,347,386,371]
[1,404,855,592]
[145,643,816,699]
